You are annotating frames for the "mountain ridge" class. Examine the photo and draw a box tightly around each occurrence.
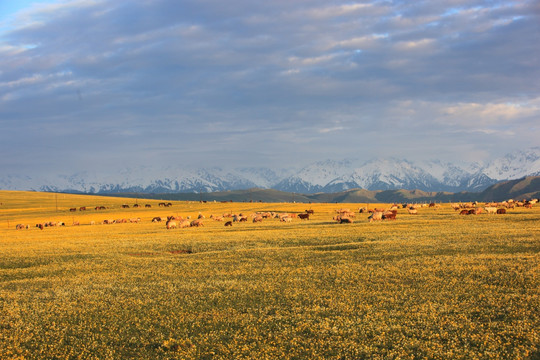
[1,147,539,194]
[99,176,540,203]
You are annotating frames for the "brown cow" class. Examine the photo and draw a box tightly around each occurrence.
[298,213,310,220]
[496,208,506,214]
[224,221,233,226]
[190,219,204,227]
[382,213,396,220]
[166,220,177,229]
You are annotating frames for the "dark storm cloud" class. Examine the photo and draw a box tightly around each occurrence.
[0,0,538,175]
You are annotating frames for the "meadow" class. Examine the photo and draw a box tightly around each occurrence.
[0,190,539,359]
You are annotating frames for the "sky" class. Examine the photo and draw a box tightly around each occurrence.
[1,0,539,176]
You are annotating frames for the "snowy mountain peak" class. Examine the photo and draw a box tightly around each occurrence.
[1,147,539,194]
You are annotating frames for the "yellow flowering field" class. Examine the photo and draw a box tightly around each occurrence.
[0,190,539,359]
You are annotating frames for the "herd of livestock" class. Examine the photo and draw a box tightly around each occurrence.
[12,198,538,230]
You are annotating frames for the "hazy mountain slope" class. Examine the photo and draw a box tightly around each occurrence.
[1,148,539,194]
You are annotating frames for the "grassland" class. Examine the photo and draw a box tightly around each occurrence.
[0,190,539,359]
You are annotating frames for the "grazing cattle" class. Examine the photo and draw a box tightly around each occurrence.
[496,208,506,214]
[79,207,86,211]
[253,216,263,223]
[368,212,383,222]
[16,224,28,230]
[103,219,115,224]
[145,204,151,208]
[36,223,44,230]
[298,213,310,220]
[129,218,141,223]
[121,204,129,208]
[336,209,356,219]
[467,209,476,215]
[484,207,497,214]
[281,216,293,222]
[166,220,177,229]
[459,209,470,215]
[69,208,77,212]
[179,220,191,228]
[382,212,396,220]
[159,202,166,207]
[72,221,80,226]
[133,204,140,208]
[95,206,106,210]
[340,217,353,224]
[190,219,204,227]
[152,217,162,222]
[224,221,233,227]
[407,208,418,215]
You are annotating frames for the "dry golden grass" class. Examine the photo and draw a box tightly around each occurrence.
[0,190,539,359]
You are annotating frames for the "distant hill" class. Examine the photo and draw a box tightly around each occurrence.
[104,176,540,203]
[478,176,540,202]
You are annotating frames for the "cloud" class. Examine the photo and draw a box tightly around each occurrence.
[0,0,538,175]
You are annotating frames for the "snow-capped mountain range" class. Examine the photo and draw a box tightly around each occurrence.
[2,148,539,194]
